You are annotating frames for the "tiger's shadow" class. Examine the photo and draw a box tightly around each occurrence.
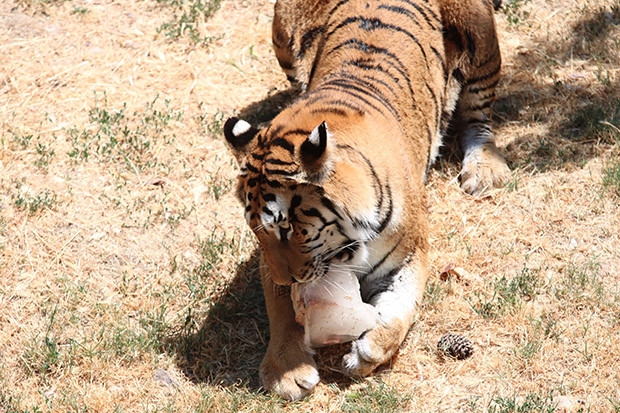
[233,86,300,127]
[169,249,266,388]
[171,247,359,392]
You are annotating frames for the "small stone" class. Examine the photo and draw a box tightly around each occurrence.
[437,333,474,360]
[555,395,585,413]
[154,368,180,388]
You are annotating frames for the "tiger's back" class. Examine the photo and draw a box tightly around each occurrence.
[273,0,447,177]
[224,0,510,401]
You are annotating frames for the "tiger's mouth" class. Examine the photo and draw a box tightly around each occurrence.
[293,241,363,283]
[332,243,360,262]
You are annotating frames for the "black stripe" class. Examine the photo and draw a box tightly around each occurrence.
[423,79,441,144]
[325,17,427,62]
[342,58,402,97]
[452,68,465,83]
[270,137,295,153]
[245,162,260,173]
[298,25,326,59]
[310,107,349,117]
[319,83,388,117]
[465,30,477,60]
[468,79,499,94]
[365,237,403,278]
[375,181,393,235]
[396,0,441,29]
[265,158,295,166]
[337,144,392,236]
[327,0,352,19]
[304,95,367,115]
[465,65,501,86]
[264,168,297,176]
[377,4,421,25]
[323,39,416,103]
[301,241,325,254]
[320,196,344,221]
[466,100,494,112]
[266,179,283,188]
[289,195,302,219]
[430,46,447,77]
[302,207,325,220]
[262,193,276,202]
[321,76,400,119]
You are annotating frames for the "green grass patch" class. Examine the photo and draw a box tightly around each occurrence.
[199,107,227,137]
[488,392,557,413]
[554,260,608,308]
[471,266,542,319]
[501,0,532,27]
[342,380,413,413]
[13,189,58,215]
[602,156,620,198]
[67,94,182,171]
[423,278,449,308]
[71,6,89,15]
[156,0,222,45]
[22,304,173,383]
[0,393,42,413]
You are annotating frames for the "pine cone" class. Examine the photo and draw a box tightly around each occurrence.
[437,333,474,360]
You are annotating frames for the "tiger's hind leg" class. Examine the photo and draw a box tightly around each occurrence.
[456,78,511,196]
[442,0,511,195]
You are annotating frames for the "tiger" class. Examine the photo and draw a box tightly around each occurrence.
[223,0,510,400]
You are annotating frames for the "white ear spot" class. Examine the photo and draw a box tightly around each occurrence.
[232,119,252,137]
[308,125,321,146]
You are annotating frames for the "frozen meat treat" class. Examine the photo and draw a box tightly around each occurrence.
[291,270,380,347]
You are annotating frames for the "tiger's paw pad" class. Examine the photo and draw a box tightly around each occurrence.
[341,329,396,378]
[260,361,320,401]
[460,146,511,196]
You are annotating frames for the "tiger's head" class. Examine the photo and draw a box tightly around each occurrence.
[223,114,385,286]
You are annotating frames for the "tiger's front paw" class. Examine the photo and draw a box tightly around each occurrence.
[342,325,401,378]
[259,343,319,401]
[460,145,511,196]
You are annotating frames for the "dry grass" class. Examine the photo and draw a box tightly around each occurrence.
[1,0,619,411]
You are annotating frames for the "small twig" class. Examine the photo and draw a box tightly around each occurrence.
[599,120,620,134]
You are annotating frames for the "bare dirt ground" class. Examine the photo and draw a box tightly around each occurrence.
[1,0,619,411]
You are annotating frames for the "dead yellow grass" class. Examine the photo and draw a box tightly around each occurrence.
[1,0,619,411]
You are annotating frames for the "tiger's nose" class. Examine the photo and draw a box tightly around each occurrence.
[277,222,292,242]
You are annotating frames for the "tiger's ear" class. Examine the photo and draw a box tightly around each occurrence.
[299,121,334,183]
[223,117,259,160]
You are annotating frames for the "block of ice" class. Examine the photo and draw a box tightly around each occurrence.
[291,270,380,348]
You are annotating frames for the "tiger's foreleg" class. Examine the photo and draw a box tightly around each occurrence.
[258,253,320,401]
[342,252,428,377]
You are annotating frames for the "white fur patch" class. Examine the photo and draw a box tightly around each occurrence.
[232,119,252,137]
[308,125,322,146]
